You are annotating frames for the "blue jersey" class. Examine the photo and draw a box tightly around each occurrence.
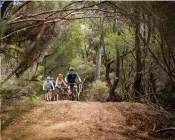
[45,80,53,90]
[66,72,79,83]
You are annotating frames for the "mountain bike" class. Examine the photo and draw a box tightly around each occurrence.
[56,87,69,100]
[67,82,82,101]
[44,89,59,101]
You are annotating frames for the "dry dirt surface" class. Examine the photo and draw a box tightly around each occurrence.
[1,101,174,140]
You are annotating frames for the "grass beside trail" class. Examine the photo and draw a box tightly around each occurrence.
[1,97,38,131]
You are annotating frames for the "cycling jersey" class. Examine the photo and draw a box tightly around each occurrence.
[56,79,65,88]
[44,80,54,90]
[65,72,79,83]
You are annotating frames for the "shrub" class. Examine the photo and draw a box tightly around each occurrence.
[83,80,109,101]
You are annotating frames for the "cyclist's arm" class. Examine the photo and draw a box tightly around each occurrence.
[78,76,82,83]
[65,74,68,83]
[62,79,67,87]
[76,73,81,83]
[51,81,55,90]
[55,78,58,85]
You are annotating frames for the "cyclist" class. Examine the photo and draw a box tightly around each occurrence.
[43,76,55,100]
[55,74,70,96]
[65,67,82,95]
[56,74,67,89]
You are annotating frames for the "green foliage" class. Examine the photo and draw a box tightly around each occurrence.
[105,27,134,57]
[105,32,122,57]
[44,21,84,77]
[1,100,34,130]
[92,36,101,51]
[70,58,94,77]
[0,20,8,37]
[1,1,175,109]
[0,77,43,102]
[84,80,109,101]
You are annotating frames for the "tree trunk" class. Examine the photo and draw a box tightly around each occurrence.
[94,18,104,81]
[133,9,142,98]
[4,23,49,82]
[106,15,120,101]
[105,60,114,87]
[0,54,2,83]
[94,47,102,80]
[1,1,12,18]
[106,48,120,101]
[101,23,113,87]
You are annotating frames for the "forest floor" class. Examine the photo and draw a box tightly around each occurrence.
[1,101,175,140]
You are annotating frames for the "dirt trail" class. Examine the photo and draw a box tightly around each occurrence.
[1,101,174,140]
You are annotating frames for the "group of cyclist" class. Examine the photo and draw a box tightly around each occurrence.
[42,67,82,99]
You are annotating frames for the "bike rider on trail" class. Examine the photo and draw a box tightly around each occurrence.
[65,67,82,95]
[43,76,55,92]
[43,76,55,100]
[56,74,67,88]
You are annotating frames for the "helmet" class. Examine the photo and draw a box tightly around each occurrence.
[58,74,63,78]
[46,76,51,80]
[51,77,54,80]
[69,67,75,71]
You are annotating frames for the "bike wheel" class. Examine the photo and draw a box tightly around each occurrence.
[77,93,79,101]
[55,94,59,101]
[75,92,79,101]
[46,93,51,101]
[71,91,75,101]
[56,89,62,100]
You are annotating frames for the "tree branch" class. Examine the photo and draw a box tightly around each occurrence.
[1,23,42,40]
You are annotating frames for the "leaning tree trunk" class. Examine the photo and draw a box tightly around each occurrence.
[3,23,50,82]
[106,48,120,101]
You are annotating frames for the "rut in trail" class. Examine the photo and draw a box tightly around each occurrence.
[1,101,175,140]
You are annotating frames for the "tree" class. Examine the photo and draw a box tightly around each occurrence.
[43,21,84,77]
[132,5,142,98]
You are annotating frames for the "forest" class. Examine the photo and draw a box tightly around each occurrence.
[1,1,175,140]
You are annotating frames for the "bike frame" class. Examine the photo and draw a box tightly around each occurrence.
[67,83,81,101]
[44,89,58,101]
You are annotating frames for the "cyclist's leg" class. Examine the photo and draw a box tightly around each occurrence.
[53,89,58,101]
[70,84,74,94]
[48,89,52,101]
[56,87,62,100]
[55,86,59,95]
[74,84,78,100]
[44,90,47,101]
[67,85,71,96]
[54,87,57,101]
[75,84,79,101]
[70,84,75,100]
[51,85,56,101]
[55,89,59,101]
[44,90,46,101]
[56,93,59,101]
[45,90,49,101]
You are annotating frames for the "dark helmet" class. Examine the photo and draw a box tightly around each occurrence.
[69,67,75,71]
